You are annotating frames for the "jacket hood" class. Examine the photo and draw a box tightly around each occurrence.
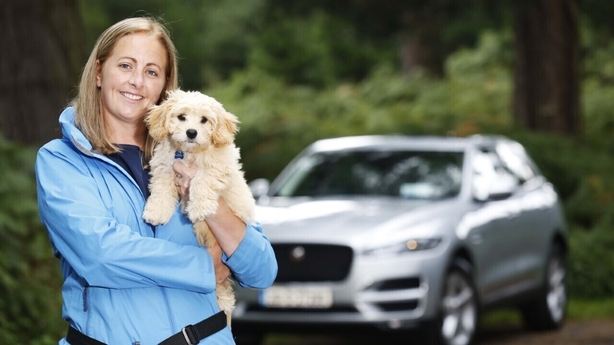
[59,107,95,155]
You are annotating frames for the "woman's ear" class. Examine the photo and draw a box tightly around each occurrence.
[146,90,179,141]
[212,106,239,148]
[95,60,102,87]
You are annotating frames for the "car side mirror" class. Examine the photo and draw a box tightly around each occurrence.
[249,178,270,199]
[486,174,517,200]
[472,172,517,202]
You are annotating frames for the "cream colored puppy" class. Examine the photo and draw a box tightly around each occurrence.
[142,89,255,325]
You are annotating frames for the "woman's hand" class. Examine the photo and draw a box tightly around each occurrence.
[173,159,195,200]
[172,160,246,257]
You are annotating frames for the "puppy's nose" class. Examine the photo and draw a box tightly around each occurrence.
[186,129,197,139]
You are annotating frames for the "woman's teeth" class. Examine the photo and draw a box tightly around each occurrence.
[121,92,143,100]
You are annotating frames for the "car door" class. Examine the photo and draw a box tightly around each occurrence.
[495,140,554,288]
[464,146,525,304]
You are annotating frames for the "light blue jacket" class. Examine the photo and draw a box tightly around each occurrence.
[35,107,277,344]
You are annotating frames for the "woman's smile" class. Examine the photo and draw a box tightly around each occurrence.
[121,91,144,101]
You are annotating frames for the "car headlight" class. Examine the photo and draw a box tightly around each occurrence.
[362,238,442,256]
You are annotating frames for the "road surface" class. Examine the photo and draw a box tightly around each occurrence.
[259,319,614,345]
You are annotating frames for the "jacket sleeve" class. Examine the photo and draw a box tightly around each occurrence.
[224,222,278,289]
[35,144,216,293]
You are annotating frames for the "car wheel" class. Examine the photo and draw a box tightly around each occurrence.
[425,258,479,345]
[233,330,264,345]
[520,244,567,331]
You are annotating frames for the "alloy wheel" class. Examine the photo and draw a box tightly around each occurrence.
[440,270,478,345]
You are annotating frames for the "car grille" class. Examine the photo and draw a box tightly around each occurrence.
[370,277,421,291]
[272,244,353,282]
[376,300,419,312]
[246,305,358,313]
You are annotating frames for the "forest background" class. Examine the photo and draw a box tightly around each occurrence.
[1,0,614,343]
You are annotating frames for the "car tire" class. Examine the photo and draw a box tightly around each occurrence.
[233,330,264,345]
[424,258,479,345]
[520,243,567,331]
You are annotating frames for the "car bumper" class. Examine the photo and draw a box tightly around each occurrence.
[232,244,449,331]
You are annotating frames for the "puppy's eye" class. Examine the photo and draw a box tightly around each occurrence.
[178,114,186,121]
[201,117,208,124]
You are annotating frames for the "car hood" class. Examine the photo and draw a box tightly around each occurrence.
[255,197,463,248]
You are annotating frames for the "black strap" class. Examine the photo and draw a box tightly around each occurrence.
[67,326,106,345]
[159,311,227,345]
[66,311,227,345]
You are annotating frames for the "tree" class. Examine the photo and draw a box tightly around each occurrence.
[0,0,85,146]
[263,0,496,79]
[513,0,581,135]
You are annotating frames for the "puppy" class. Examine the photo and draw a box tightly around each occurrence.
[142,89,255,326]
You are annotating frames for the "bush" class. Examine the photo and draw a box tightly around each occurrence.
[568,219,614,298]
[0,136,64,344]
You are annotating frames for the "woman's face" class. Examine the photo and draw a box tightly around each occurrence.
[96,32,167,130]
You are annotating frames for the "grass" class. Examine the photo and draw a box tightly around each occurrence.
[261,299,614,344]
[567,298,614,320]
[482,298,614,326]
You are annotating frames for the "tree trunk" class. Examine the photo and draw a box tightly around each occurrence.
[399,29,424,78]
[398,9,445,78]
[513,0,581,136]
[0,0,85,146]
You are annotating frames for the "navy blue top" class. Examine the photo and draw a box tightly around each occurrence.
[106,144,151,199]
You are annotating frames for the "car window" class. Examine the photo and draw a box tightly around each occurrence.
[275,150,464,199]
[495,141,538,183]
[472,148,520,200]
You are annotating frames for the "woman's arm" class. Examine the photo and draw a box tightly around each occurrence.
[173,161,277,288]
[36,144,217,292]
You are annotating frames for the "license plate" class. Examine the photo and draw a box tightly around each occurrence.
[262,286,333,308]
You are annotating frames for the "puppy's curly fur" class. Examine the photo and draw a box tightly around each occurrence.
[142,89,255,326]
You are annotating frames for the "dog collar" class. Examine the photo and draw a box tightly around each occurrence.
[174,151,184,159]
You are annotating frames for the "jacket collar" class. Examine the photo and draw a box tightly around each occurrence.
[59,107,96,156]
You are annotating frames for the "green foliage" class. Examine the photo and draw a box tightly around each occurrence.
[482,299,614,324]
[212,30,514,181]
[568,220,614,298]
[248,9,393,86]
[0,136,63,344]
[80,0,267,90]
[568,298,614,320]
[582,32,614,152]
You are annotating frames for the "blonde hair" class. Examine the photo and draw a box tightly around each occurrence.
[72,16,179,161]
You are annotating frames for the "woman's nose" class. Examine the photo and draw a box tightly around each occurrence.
[130,70,144,88]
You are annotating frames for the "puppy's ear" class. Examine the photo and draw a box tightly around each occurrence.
[146,90,180,141]
[212,106,239,147]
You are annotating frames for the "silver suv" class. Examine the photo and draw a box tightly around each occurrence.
[234,135,568,345]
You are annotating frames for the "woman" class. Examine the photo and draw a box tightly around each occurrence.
[35,17,277,345]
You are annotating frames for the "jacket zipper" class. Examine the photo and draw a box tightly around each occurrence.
[161,288,175,332]
[83,286,89,311]
[83,285,92,333]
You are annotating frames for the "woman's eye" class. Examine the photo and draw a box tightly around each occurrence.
[119,63,130,69]
[201,117,208,124]
[147,70,158,77]
[178,114,186,121]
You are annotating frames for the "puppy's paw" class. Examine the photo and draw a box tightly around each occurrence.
[186,208,208,223]
[185,201,217,223]
[143,204,173,225]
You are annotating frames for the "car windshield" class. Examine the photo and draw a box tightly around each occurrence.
[275,150,464,199]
